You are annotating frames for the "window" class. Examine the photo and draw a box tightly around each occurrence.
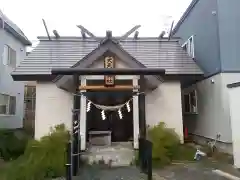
[9,96,16,115]
[3,45,17,67]
[182,35,195,58]
[24,85,36,111]
[0,94,16,115]
[184,89,198,114]
[0,95,8,114]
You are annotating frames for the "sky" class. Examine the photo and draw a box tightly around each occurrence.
[1,0,192,44]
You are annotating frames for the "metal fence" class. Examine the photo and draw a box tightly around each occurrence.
[66,139,81,180]
[138,138,153,180]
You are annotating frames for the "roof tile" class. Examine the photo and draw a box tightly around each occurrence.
[13,37,203,75]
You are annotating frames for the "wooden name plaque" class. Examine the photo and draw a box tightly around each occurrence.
[104,56,115,86]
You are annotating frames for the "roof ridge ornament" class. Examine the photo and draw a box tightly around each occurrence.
[134,31,139,39]
[53,30,60,39]
[77,25,99,41]
[168,21,174,41]
[42,19,51,40]
[106,30,112,39]
[76,25,141,42]
[119,25,141,41]
[99,30,119,45]
[158,31,165,39]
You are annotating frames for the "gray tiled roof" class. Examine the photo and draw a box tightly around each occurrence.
[12,36,203,75]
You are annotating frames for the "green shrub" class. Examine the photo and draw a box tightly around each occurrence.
[147,122,181,166]
[0,129,29,160]
[172,145,196,161]
[6,124,70,180]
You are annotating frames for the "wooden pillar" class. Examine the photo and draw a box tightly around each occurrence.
[133,77,140,149]
[80,77,87,150]
[72,75,80,176]
[139,75,146,138]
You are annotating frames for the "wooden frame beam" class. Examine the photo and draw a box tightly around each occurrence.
[51,68,166,75]
[79,85,139,91]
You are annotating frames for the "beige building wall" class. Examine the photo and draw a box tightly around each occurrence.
[145,81,184,143]
[183,73,240,154]
[34,80,184,145]
[228,85,240,168]
[34,82,73,139]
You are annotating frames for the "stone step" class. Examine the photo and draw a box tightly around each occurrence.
[82,146,135,167]
[75,166,147,180]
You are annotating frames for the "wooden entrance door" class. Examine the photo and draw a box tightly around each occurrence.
[86,92,133,142]
[109,109,133,142]
[107,96,133,142]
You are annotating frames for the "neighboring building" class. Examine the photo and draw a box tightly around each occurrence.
[227,82,240,168]
[172,0,240,154]
[0,10,31,128]
[11,32,203,150]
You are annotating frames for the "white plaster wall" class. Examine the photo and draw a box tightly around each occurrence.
[221,73,240,132]
[35,82,73,139]
[146,81,184,142]
[228,86,240,168]
[191,134,233,154]
[184,73,240,145]
[183,74,227,142]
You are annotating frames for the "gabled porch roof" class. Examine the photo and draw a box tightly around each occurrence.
[54,37,163,91]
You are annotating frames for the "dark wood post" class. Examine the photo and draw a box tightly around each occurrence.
[139,75,146,138]
[66,141,72,180]
[147,140,153,180]
[72,75,80,176]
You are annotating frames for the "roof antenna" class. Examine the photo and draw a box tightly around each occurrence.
[53,30,60,39]
[168,21,174,41]
[159,31,165,39]
[42,19,51,40]
[77,25,98,41]
[119,25,141,40]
